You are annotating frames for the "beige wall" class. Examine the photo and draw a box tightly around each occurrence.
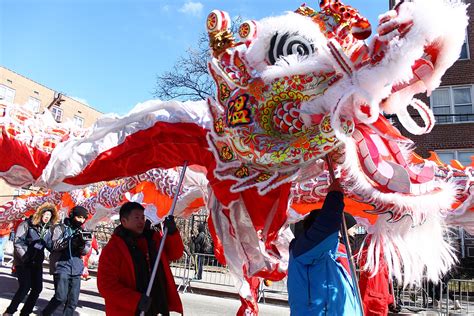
[0,66,102,128]
[0,180,33,205]
[0,66,103,203]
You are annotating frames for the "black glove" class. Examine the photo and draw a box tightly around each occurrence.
[163,215,177,235]
[137,294,151,312]
[23,239,46,263]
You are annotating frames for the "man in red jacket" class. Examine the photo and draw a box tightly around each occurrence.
[97,202,184,315]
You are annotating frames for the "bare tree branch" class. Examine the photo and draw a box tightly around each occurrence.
[154,17,242,101]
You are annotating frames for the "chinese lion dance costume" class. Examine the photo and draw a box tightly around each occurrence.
[0,0,472,314]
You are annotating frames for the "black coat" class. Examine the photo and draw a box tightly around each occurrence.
[48,218,91,276]
[13,218,51,266]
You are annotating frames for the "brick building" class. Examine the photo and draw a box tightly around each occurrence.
[389,0,474,261]
[389,0,474,166]
[0,66,102,204]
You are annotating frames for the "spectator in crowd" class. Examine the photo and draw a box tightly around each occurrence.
[3,203,58,316]
[192,223,208,280]
[0,222,13,266]
[98,201,184,315]
[287,178,362,315]
[42,206,92,316]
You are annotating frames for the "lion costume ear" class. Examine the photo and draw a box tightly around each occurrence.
[238,20,258,47]
[206,10,235,58]
[313,0,372,40]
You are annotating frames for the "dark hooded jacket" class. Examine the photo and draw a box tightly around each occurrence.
[193,224,208,254]
[13,207,59,266]
[48,217,91,275]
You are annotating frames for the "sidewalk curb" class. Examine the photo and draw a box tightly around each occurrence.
[88,267,289,307]
[184,285,289,307]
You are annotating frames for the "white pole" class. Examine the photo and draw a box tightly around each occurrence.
[140,161,188,316]
[326,155,363,315]
[340,208,364,315]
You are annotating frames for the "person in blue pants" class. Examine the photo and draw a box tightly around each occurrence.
[42,206,91,316]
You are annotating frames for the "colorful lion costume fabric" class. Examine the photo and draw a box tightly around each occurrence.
[0,0,472,314]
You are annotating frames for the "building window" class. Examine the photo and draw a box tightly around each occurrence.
[73,115,84,128]
[459,31,470,60]
[431,85,473,123]
[27,97,41,112]
[51,106,63,122]
[436,149,474,166]
[0,84,16,103]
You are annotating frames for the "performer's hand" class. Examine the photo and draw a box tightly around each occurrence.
[138,294,151,312]
[164,215,177,235]
[328,178,343,193]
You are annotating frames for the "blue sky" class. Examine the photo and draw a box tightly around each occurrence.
[1,0,388,115]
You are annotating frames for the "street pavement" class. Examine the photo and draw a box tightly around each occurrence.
[0,264,290,315]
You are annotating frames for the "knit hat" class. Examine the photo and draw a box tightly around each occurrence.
[344,212,357,229]
[70,206,89,218]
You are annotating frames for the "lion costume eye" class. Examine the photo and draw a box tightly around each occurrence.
[268,32,316,65]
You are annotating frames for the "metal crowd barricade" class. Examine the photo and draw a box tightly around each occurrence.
[395,281,430,312]
[258,278,288,303]
[393,276,474,315]
[169,252,290,300]
[169,252,192,292]
[169,252,235,293]
[393,277,442,313]
[189,253,235,287]
[446,279,474,315]
[169,250,473,311]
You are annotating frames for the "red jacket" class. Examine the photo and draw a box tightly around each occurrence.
[97,229,184,315]
[358,241,393,316]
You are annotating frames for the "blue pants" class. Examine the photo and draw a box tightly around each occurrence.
[42,273,81,316]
